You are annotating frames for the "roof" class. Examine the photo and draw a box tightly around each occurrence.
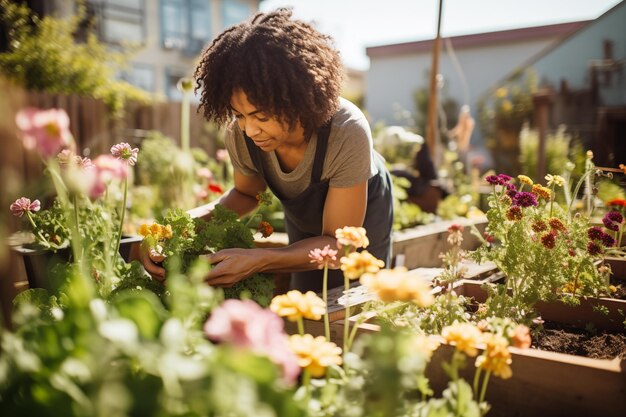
[365,21,589,58]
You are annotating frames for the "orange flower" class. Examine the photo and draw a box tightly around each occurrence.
[257,221,273,238]
[288,334,342,378]
[475,333,513,379]
[340,251,384,279]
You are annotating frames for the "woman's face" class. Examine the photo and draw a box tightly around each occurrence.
[230,89,305,152]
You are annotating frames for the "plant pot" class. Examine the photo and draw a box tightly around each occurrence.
[10,235,143,290]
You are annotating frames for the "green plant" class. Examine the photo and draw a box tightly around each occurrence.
[469,171,612,323]
[0,0,151,117]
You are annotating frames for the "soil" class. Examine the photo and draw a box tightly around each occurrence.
[532,321,626,360]
[611,280,626,300]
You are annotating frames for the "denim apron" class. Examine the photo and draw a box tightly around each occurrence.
[244,121,393,292]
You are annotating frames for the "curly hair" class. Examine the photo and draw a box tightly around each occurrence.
[194,8,344,138]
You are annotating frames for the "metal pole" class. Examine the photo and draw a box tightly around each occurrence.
[426,0,444,159]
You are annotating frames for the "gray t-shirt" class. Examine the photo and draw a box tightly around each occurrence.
[225,97,378,200]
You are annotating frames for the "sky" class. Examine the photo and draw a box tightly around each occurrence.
[260,0,623,70]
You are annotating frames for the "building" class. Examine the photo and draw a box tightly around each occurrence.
[365,20,588,137]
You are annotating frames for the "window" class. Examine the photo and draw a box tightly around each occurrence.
[161,0,211,55]
[86,0,145,44]
[221,0,252,29]
[120,64,156,93]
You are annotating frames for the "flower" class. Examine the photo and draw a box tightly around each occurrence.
[57,149,94,169]
[204,299,300,384]
[447,224,464,245]
[531,220,547,233]
[139,222,172,240]
[110,142,139,166]
[619,164,626,174]
[602,211,623,232]
[340,250,385,279]
[256,221,273,238]
[196,167,213,179]
[270,290,326,321]
[606,198,626,209]
[587,241,603,256]
[288,334,342,378]
[544,174,565,187]
[441,323,483,357]
[15,107,74,158]
[308,245,338,269]
[360,267,434,306]
[512,192,538,208]
[531,184,552,200]
[208,183,224,194]
[216,148,230,162]
[540,232,556,249]
[335,226,369,250]
[508,325,531,349]
[485,174,512,186]
[10,197,41,217]
[517,175,533,186]
[412,335,441,359]
[506,206,523,221]
[89,155,129,199]
[548,218,567,233]
[475,333,513,379]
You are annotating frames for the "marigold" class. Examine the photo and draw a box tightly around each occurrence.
[531,220,547,233]
[506,206,523,221]
[548,218,567,233]
[340,250,384,279]
[288,334,342,378]
[270,290,326,321]
[441,323,482,357]
[475,333,513,379]
[531,184,552,200]
[335,226,369,250]
[257,221,273,238]
[517,175,533,186]
[360,267,434,307]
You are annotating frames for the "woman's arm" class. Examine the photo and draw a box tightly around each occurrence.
[205,181,368,286]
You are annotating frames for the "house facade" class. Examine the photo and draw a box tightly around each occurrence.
[365,21,587,137]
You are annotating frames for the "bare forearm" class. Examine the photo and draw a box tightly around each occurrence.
[187,188,259,220]
[254,235,341,273]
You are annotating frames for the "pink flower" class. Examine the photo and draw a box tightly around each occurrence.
[196,167,213,179]
[216,149,230,162]
[88,155,129,199]
[308,245,338,269]
[57,150,94,169]
[15,108,74,158]
[110,142,139,166]
[10,197,41,217]
[204,299,300,384]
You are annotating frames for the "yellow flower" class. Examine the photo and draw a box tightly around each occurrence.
[340,251,384,279]
[412,334,440,359]
[475,333,513,379]
[162,224,173,239]
[544,174,565,187]
[495,87,508,98]
[150,223,163,239]
[335,226,369,250]
[270,290,326,321]
[138,223,151,236]
[360,267,434,307]
[517,175,533,186]
[532,184,552,200]
[441,323,483,357]
[501,100,513,113]
[288,334,342,378]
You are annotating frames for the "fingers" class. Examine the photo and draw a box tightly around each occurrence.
[139,246,166,281]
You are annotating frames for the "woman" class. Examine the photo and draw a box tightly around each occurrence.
[142,8,393,292]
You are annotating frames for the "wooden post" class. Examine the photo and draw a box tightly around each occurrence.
[532,89,553,182]
[426,0,444,160]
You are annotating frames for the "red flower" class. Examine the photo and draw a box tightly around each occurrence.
[607,198,626,208]
[257,221,273,238]
[208,183,224,194]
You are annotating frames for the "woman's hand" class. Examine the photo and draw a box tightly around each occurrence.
[205,248,261,287]
[139,243,166,282]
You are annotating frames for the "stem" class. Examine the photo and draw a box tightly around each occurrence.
[343,273,351,356]
[25,211,50,248]
[568,170,591,214]
[115,176,128,259]
[302,369,311,405]
[549,184,555,218]
[297,317,304,336]
[473,367,482,399]
[181,88,190,153]
[571,262,583,298]
[323,262,330,342]
[479,371,491,404]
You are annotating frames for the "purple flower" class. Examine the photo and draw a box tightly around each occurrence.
[587,241,603,256]
[10,197,41,217]
[602,211,623,232]
[204,299,300,384]
[513,192,538,208]
[485,173,513,186]
[600,233,615,248]
[587,226,604,241]
[110,142,139,166]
